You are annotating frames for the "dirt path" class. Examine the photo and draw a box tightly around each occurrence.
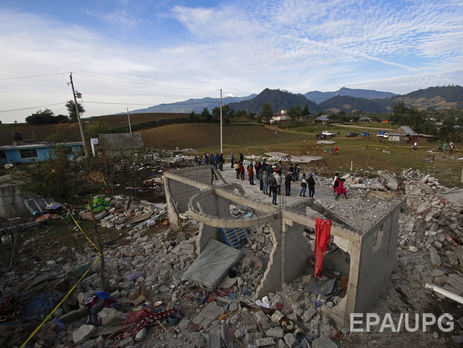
[333,123,391,131]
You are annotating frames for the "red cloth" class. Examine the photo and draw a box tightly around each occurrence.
[336,181,346,195]
[314,218,331,279]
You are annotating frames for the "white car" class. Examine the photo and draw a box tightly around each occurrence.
[321,131,335,136]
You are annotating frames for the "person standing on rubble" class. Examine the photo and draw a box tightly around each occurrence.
[274,170,282,195]
[308,173,316,199]
[248,162,255,185]
[219,153,224,171]
[239,152,244,163]
[230,152,234,168]
[269,172,278,204]
[239,162,245,180]
[284,172,292,196]
[215,153,220,167]
[262,169,269,194]
[332,173,340,196]
[335,178,347,199]
[300,173,307,197]
[234,161,240,179]
[204,153,209,165]
[209,153,215,167]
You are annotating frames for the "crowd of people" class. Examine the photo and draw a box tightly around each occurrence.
[193,152,349,204]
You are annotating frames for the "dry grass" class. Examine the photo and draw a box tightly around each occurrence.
[90,112,188,127]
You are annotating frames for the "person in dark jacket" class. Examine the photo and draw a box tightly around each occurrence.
[210,153,215,168]
[218,153,224,171]
[269,174,277,204]
[307,174,315,198]
[284,172,292,196]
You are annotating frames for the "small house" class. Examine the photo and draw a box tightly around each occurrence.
[95,132,144,157]
[315,115,330,126]
[0,142,83,165]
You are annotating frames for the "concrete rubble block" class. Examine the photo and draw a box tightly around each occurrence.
[206,333,221,348]
[429,248,441,267]
[59,308,88,324]
[271,311,285,324]
[447,274,463,294]
[256,337,275,347]
[254,310,271,330]
[72,324,96,344]
[284,333,296,347]
[312,335,338,348]
[266,327,284,338]
[135,328,146,342]
[99,308,126,326]
[181,239,241,290]
[302,307,317,323]
[200,302,224,321]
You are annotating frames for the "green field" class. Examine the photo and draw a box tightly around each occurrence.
[140,122,462,188]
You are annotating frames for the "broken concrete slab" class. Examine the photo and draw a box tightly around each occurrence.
[181,239,241,290]
[73,324,96,344]
[312,335,338,348]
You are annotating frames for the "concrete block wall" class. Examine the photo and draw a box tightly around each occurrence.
[354,203,401,313]
[283,222,313,283]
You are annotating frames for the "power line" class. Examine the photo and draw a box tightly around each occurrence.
[0,102,67,113]
[0,72,67,81]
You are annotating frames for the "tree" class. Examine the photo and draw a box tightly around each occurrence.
[26,109,57,125]
[287,105,303,120]
[261,102,273,119]
[390,102,436,134]
[212,105,234,122]
[302,105,310,117]
[201,107,211,118]
[66,100,85,122]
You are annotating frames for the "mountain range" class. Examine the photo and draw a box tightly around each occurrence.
[128,85,463,115]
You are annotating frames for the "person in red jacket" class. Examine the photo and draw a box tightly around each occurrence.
[239,163,245,180]
[335,178,347,199]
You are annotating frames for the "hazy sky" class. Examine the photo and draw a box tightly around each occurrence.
[1,0,463,123]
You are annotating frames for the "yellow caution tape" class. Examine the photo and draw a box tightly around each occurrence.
[67,210,100,253]
[20,255,101,348]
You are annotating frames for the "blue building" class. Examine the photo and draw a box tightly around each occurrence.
[0,142,83,165]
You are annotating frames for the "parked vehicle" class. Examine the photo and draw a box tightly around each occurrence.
[361,131,370,137]
[346,131,359,137]
[377,131,388,138]
[321,130,335,136]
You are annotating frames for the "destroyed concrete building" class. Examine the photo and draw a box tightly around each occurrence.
[163,166,403,326]
[93,132,144,157]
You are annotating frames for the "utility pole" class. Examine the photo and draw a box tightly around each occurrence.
[126,107,133,135]
[69,73,88,157]
[219,88,223,153]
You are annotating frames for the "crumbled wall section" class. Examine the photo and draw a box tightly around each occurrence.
[163,166,401,327]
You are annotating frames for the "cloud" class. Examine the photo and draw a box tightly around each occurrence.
[1,0,463,122]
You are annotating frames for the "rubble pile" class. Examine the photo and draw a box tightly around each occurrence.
[397,169,463,298]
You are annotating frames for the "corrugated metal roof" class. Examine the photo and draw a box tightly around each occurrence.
[399,126,417,135]
[0,142,82,150]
